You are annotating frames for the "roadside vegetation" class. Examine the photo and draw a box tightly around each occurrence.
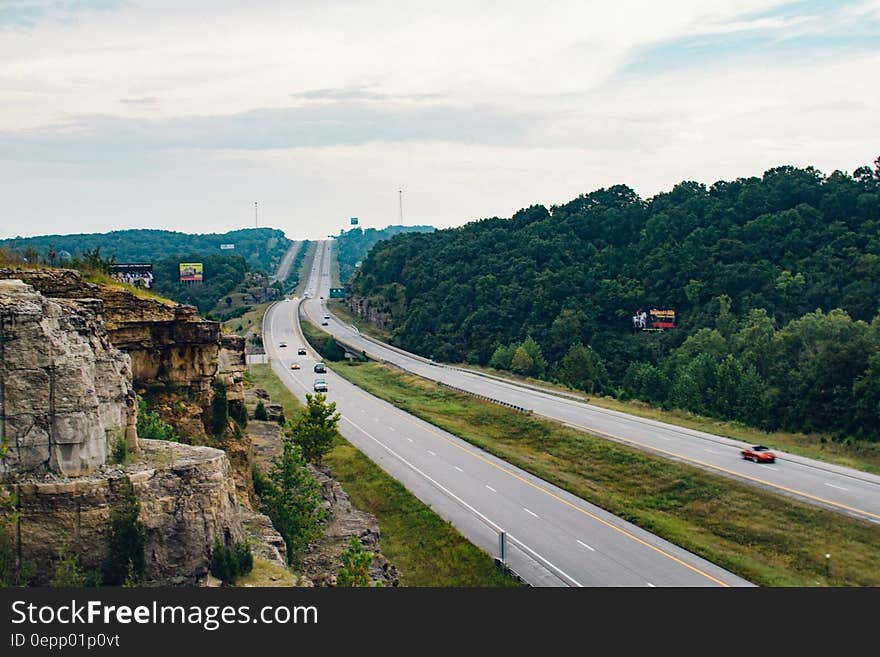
[327,361,880,587]
[247,364,519,586]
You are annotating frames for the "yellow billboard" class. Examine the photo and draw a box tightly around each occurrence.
[179,262,203,282]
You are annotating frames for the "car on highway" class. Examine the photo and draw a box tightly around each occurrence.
[290,362,301,370]
[321,321,329,326]
[297,347,307,355]
[314,362,326,373]
[313,379,328,392]
[323,315,330,319]
[278,342,287,348]
[741,445,776,463]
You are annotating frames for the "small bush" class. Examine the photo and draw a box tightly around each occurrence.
[254,400,268,421]
[51,546,85,587]
[111,432,128,466]
[209,537,254,584]
[103,479,145,586]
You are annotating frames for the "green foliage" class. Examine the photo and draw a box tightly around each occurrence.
[254,400,268,421]
[283,240,311,291]
[136,396,178,442]
[334,225,434,283]
[103,478,146,586]
[350,157,880,440]
[290,393,341,465]
[336,536,375,587]
[209,380,229,437]
[558,343,610,393]
[229,400,248,428]
[255,440,324,566]
[51,546,86,587]
[110,431,128,466]
[209,537,254,584]
[152,254,248,315]
[1,227,290,273]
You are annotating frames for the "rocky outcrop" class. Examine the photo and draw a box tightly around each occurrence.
[347,295,395,332]
[6,440,252,586]
[0,279,137,478]
[0,267,246,433]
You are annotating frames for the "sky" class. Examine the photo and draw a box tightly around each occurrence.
[1,0,878,240]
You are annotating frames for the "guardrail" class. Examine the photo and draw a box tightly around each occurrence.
[435,380,533,415]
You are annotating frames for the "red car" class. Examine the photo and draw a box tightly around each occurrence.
[741,445,775,463]
[290,362,301,370]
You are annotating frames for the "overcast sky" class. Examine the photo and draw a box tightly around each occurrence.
[1,0,878,240]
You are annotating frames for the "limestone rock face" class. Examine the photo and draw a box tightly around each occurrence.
[8,440,251,586]
[0,280,136,478]
[0,268,243,409]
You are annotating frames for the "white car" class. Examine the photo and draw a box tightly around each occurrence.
[313,379,328,392]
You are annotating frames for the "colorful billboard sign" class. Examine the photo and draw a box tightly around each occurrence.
[179,262,203,282]
[110,263,153,288]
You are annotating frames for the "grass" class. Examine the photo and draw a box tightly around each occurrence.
[223,301,271,338]
[327,361,880,587]
[247,364,520,587]
[235,558,299,587]
[292,241,317,298]
[327,299,393,342]
[453,364,880,475]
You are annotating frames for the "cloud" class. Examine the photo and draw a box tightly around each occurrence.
[0,101,535,167]
[119,96,159,106]
[0,0,130,28]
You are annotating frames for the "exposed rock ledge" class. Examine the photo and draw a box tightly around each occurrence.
[3,440,286,586]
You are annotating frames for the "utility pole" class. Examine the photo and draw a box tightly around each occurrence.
[398,188,403,224]
[254,201,258,228]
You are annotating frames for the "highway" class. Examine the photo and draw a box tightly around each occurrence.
[302,240,880,525]
[269,240,303,284]
[263,241,752,587]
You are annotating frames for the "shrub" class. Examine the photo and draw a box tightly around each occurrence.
[254,400,268,421]
[102,479,145,586]
[209,537,254,585]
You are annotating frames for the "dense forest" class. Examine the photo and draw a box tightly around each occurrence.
[1,227,290,273]
[334,225,434,282]
[350,159,880,440]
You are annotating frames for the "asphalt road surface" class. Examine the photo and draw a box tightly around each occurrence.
[301,241,880,526]
[262,242,752,587]
[269,240,303,284]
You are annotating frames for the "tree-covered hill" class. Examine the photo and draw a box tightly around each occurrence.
[334,225,434,283]
[350,158,880,440]
[0,227,290,273]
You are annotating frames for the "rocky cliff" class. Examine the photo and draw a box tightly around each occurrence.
[0,279,137,478]
[0,268,246,433]
[0,273,285,585]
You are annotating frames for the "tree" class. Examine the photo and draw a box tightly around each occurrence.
[558,343,609,393]
[51,545,86,587]
[254,400,269,421]
[336,536,374,587]
[520,336,547,377]
[488,343,517,370]
[509,346,535,376]
[209,380,229,437]
[255,439,324,565]
[290,393,341,465]
[103,478,145,586]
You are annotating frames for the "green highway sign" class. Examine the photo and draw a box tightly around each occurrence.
[329,287,345,298]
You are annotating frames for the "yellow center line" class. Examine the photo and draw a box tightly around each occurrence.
[558,420,880,523]
[339,362,731,587]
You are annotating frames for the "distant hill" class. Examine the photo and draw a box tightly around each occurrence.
[349,158,880,440]
[0,228,291,273]
[333,225,434,283]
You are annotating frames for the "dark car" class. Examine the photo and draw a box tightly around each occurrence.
[321,321,329,326]
[297,348,307,355]
[741,445,775,463]
[314,362,326,373]
[278,342,287,348]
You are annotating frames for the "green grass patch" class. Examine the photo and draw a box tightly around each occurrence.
[327,300,393,342]
[329,362,880,587]
[247,364,520,587]
[455,364,880,475]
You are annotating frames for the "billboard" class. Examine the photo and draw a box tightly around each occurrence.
[220,243,235,250]
[110,263,153,288]
[179,262,203,282]
[350,217,359,225]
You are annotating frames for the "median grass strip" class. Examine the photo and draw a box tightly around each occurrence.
[456,363,880,475]
[247,364,520,587]
[328,362,880,587]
